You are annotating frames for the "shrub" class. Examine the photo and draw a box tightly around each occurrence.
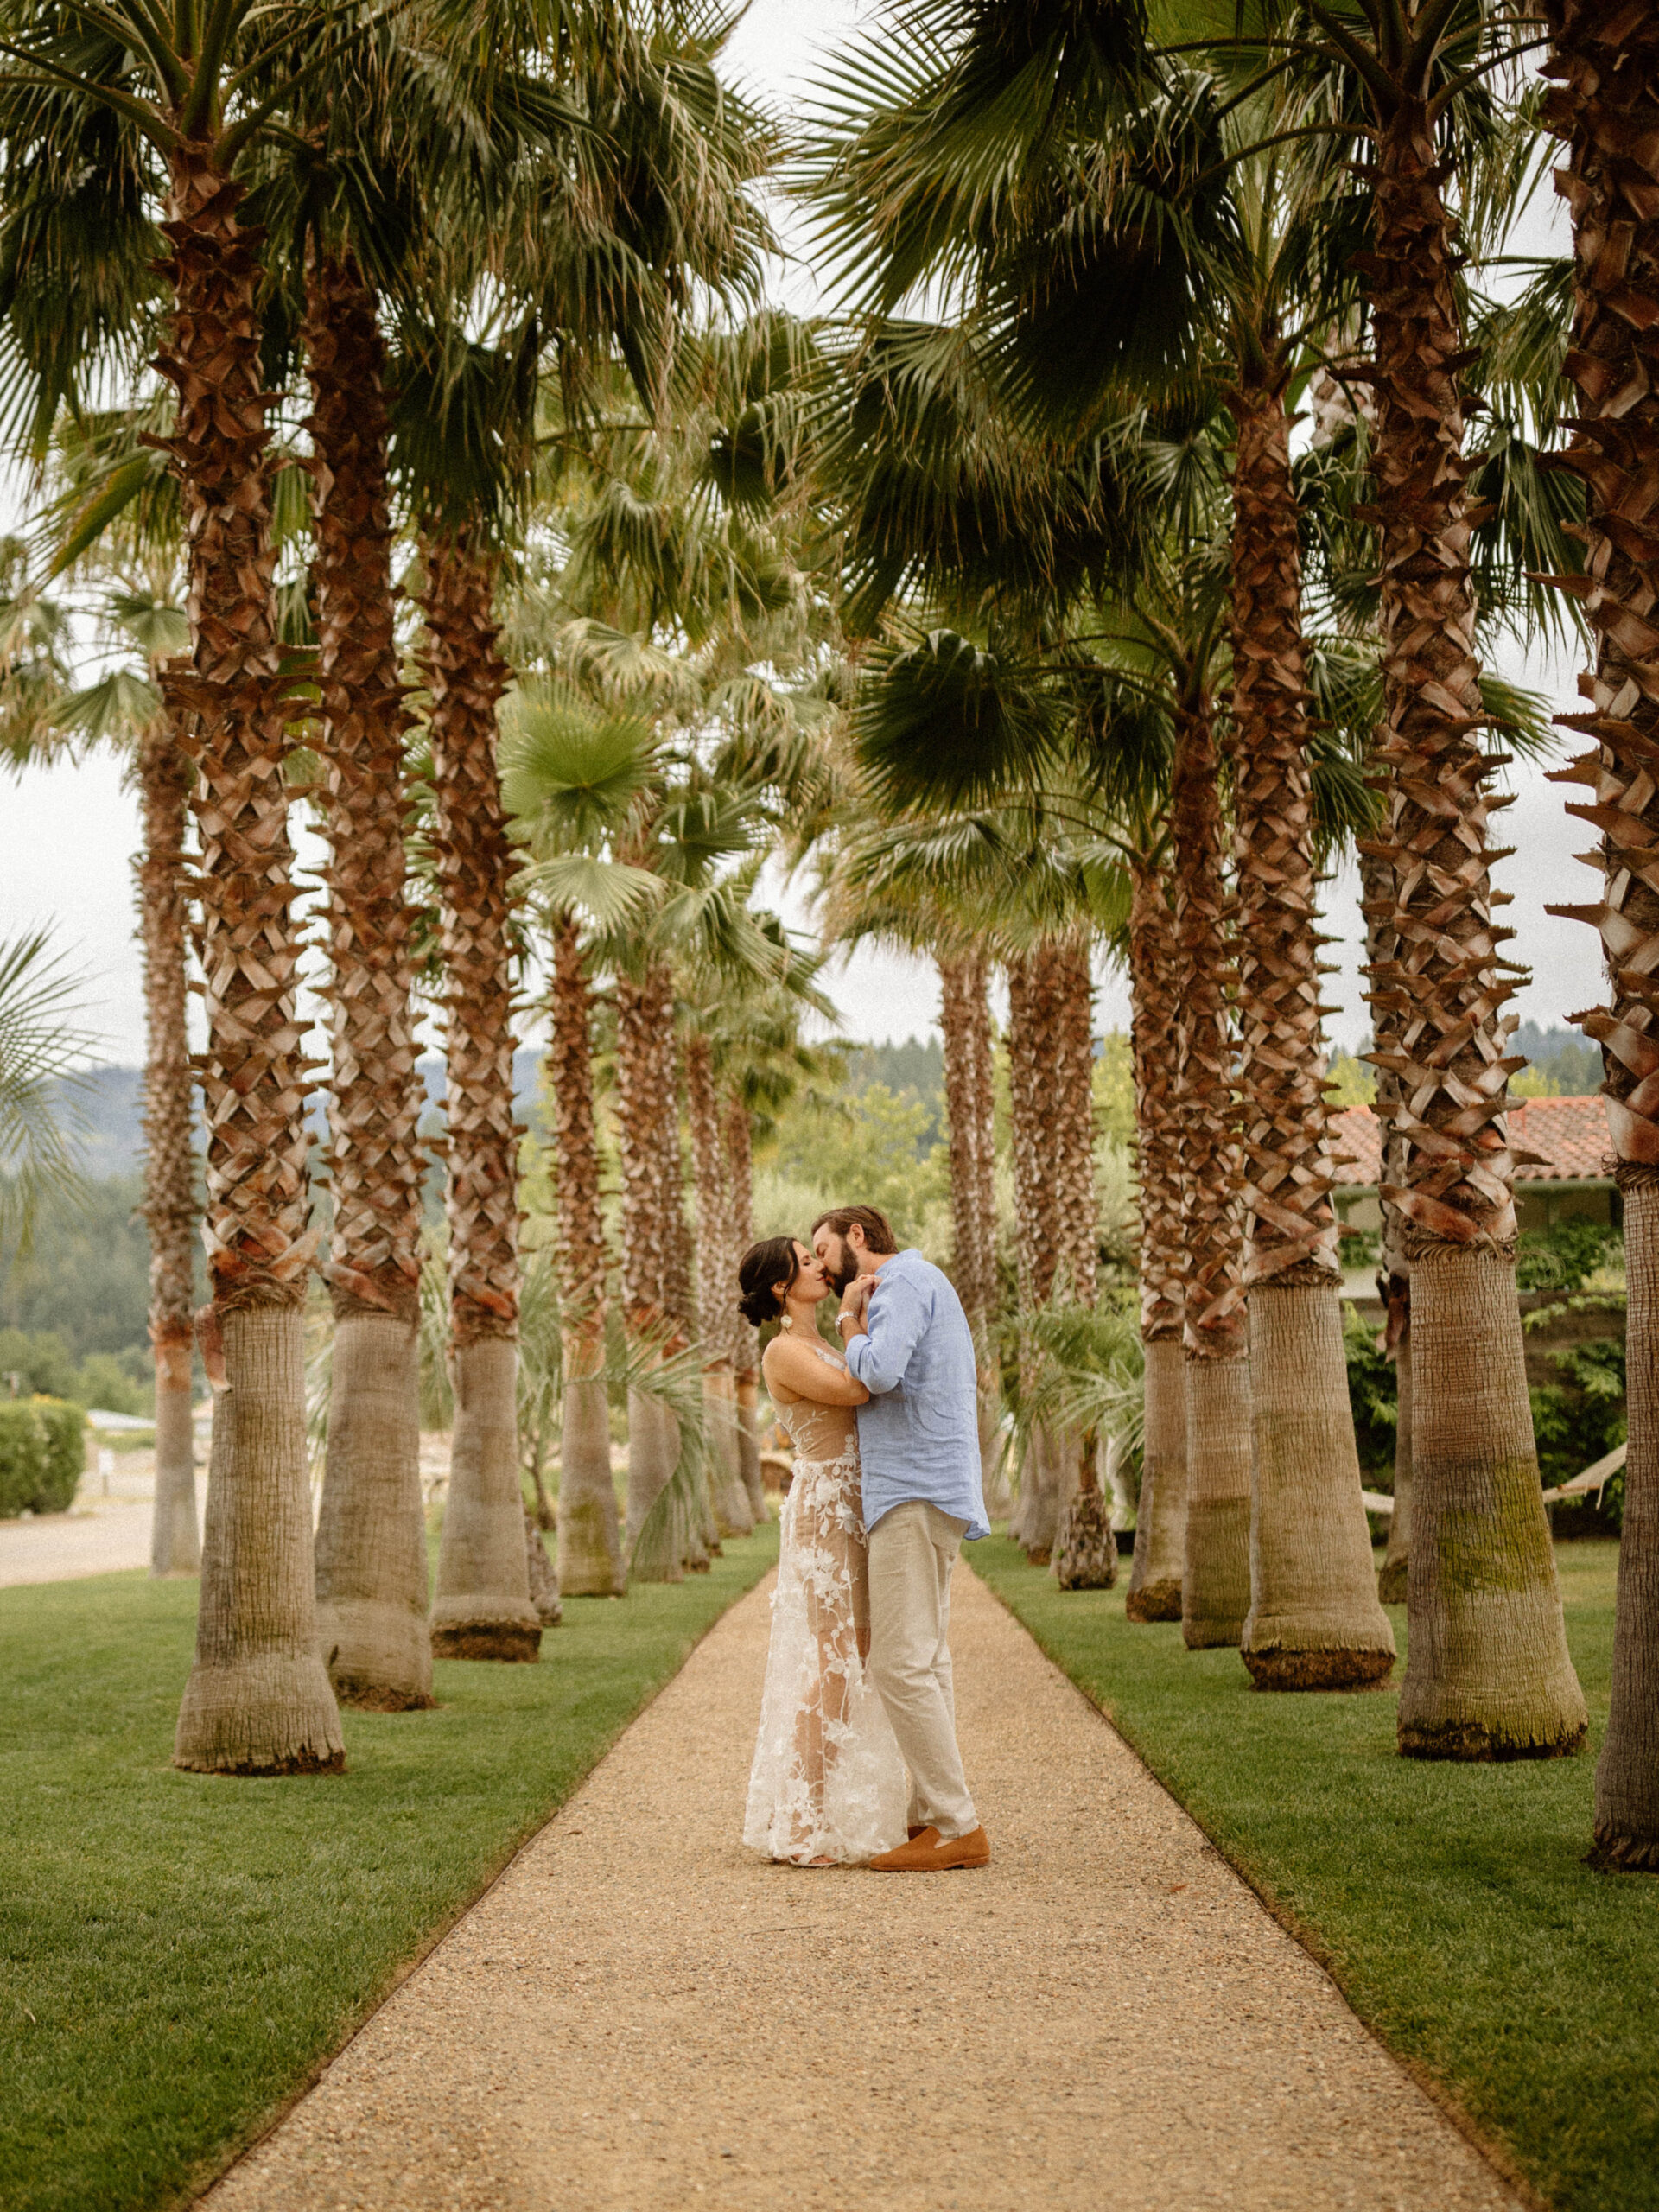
[1516,1219,1622,1294]
[1529,1338,1626,1526]
[0,1402,48,1517]
[1341,1300,1397,1480]
[33,1399,86,1513]
[0,1398,86,1516]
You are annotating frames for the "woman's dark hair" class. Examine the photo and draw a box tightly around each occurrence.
[737,1236,800,1328]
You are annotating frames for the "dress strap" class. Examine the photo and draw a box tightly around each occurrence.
[810,1342,849,1372]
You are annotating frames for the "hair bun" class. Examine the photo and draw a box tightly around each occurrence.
[736,1284,777,1328]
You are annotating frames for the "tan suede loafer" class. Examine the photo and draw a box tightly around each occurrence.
[870,1825,991,1872]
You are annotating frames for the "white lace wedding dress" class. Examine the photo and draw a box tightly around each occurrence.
[743,1342,908,1865]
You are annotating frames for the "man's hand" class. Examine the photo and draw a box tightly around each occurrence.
[837,1274,873,1340]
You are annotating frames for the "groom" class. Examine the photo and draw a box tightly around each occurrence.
[812,1205,992,1872]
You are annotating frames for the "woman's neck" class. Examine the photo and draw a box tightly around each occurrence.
[784,1295,820,1334]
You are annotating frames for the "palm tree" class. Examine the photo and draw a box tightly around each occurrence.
[1125,843,1189,1620]
[303,253,434,1707]
[0,0,367,1772]
[502,686,661,1598]
[613,951,684,1560]
[546,911,626,1592]
[1190,2,1585,1753]
[419,526,543,1660]
[133,703,201,1580]
[1544,0,1659,1849]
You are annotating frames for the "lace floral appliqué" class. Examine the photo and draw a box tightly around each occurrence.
[743,1432,907,1866]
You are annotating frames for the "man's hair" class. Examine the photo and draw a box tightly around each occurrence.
[810,1204,899,1255]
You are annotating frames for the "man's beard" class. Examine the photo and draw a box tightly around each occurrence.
[823,1241,857,1294]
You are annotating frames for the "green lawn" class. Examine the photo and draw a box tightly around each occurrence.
[1,1523,778,2212]
[968,1535,1658,2212]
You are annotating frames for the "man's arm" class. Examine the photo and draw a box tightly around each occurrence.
[842,1271,928,1395]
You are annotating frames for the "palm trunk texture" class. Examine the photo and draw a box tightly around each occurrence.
[1054,933,1100,1309]
[1361,836,1414,1605]
[1007,947,1064,1560]
[421,533,538,1662]
[1056,1434,1117,1590]
[1231,366,1393,1684]
[1127,855,1187,1620]
[1379,1321,1413,1605]
[1544,0,1659,1844]
[137,717,200,1578]
[1360,97,1584,1757]
[942,953,1007,1510]
[549,915,625,1595]
[1052,934,1106,1568]
[724,1095,767,1519]
[303,253,433,1710]
[618,961,683,1570]
[686,1030,753,1537]
[1170,703,1253,1649]
[156,146,341,1775]
[939,952,992,1332]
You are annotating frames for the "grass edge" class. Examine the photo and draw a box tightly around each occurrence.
[963,1554,1554,2212]
[171,1547,777,2211]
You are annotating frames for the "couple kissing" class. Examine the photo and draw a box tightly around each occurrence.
[736,1205,992,1872]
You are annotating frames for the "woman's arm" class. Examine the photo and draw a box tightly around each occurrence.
[764,1333,870,1406]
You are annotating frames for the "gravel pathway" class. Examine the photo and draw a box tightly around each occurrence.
[202,1562,1522,2212]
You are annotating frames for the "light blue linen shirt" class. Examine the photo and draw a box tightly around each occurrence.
[842,1249,988,1539]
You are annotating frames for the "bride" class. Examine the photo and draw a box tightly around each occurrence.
[737,1236,907,1866]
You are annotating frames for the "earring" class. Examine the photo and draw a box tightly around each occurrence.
[779,1313,795,1332]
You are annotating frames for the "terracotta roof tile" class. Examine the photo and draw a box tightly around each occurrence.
[1327,1096,1611,1188]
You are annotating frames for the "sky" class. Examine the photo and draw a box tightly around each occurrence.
[0,0,1605,1068]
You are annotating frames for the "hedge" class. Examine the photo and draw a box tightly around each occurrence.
[0,1398,86,1517]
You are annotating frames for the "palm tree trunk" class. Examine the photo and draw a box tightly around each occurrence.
[1230,365,1394,1687]
[1126,852,1186,1621]
[938,946,986,1309]
[967,956,1000,1314]
[724,1092,767,1519]
[1052,932,1108,1569]
[303,251,433,1711]
[1053,933,1099,1308]
[1056,1431,1116,1589]
[1360,837,1414,1605]
[660,1014,712,1570]
[136,716,200,1579]
[941,951,1009,1513]
[420,531,539,1662]
[1378,1314,1412,1605]
[159,145,342,1776]
[1363,99,1584,1758]
[1007,946,1064,1560]
[618,960,678,1567]
[1543,0,1659,1840]
[548,912,625,1596]
[1169,701,1254,1650]
[939,952,989,1327]
[686,1030,753,1537]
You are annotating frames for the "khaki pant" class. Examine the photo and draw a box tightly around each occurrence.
[867,1500,977,1840]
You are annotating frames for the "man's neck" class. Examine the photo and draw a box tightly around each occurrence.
[859,1249,899,1278]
